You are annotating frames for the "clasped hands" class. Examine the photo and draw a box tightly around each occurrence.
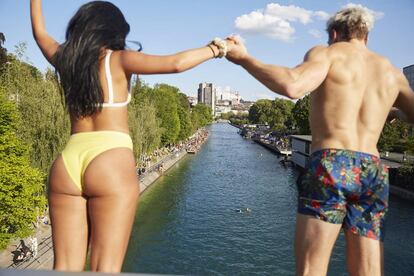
[209,35,249,65]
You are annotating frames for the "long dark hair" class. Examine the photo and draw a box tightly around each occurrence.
[54,1,130,118]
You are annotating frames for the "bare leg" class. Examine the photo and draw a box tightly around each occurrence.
[345,230,384,276]
[48,155,88,271]
[83,148,139,273]
[295,214,342,276]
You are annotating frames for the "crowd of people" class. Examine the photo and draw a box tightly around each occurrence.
[136,128,209,176]
[185,128,209,153]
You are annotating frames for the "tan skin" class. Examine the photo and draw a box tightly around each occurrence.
[226,31,414,276]
[31,0,222,272]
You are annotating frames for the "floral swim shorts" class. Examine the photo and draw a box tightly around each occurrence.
[297,149,389,241]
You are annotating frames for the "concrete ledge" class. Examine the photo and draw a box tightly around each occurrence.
[140,150,187,194]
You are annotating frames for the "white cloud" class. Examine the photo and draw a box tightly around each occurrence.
[344,3,384,20]
[313,11,330,21]
[308,29,322,39]
[234,11,295,42]
[265,3,313,24]
[234,3,329,42]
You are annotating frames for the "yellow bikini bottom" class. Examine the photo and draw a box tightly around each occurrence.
[61,131,133,191]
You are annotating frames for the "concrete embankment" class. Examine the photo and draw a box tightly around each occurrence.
[139,149,187,194]
[389,184,414,201]
[0,148,191,271]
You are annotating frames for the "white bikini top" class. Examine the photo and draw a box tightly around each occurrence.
[102,50,131,108]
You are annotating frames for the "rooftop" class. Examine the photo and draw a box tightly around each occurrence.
[290,135,312,142]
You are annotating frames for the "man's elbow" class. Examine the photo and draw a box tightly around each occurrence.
[282,83,301,99]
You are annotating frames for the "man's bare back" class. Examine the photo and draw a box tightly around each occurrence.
[311,40,401,156]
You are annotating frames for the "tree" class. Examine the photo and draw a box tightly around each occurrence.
[192,104,212,129]
[151,84,181,145]
[378,120,410,153]
[292,95,311,134]
[0,88,47,249]
[248,99,273,124]
[270,98,294,131]
[248,98,294,131]
[0,32,8,76]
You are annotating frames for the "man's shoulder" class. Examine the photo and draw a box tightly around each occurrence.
[304,45,329,61]
[368,51,400,76]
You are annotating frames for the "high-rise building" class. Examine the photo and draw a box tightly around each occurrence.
[198,83,216,115]
[403,64,414,90]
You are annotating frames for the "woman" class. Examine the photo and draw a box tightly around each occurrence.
[30,0,228,272]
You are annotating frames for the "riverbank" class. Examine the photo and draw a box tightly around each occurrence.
[0,129,210,271]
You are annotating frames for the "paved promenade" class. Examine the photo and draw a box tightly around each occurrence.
[0,223,54,270]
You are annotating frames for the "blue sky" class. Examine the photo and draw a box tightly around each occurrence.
[0,0,413,101]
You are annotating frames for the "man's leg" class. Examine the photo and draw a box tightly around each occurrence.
[343,156,388,276]
[345,231,384,276]
[295,214,342,276]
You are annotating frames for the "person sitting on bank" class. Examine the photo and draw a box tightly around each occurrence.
[225,5,414,276]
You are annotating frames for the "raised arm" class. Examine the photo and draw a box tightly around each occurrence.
[30,0,59,65]
[226,37,330,99]
[392,70,414,124]
[119,44,221,75]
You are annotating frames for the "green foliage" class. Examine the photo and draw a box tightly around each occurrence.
[177,105,192,141]
[249,99,272,124]
[192,104,213,130]
[271,99,294,131]
[176,93,192,141]
[129,83,163,157]
[149,84,181,145]
[292,95,311,134]
[378,120,411,153]
[248,98,294,131]
[0,89,47,250]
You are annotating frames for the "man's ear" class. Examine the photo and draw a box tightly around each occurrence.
[328,29,338,45]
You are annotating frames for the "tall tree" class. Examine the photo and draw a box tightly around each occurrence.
[152,84,181,145]
[271,98,294,131]
[248,99,273,124]
[378,120,409,152]
[177,93,192,141]
[292,95,311,134]
[0,88,47,249]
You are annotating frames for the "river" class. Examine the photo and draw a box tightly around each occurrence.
[123,123,414,275]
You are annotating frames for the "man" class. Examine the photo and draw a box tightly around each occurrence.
[226,6,414,276]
